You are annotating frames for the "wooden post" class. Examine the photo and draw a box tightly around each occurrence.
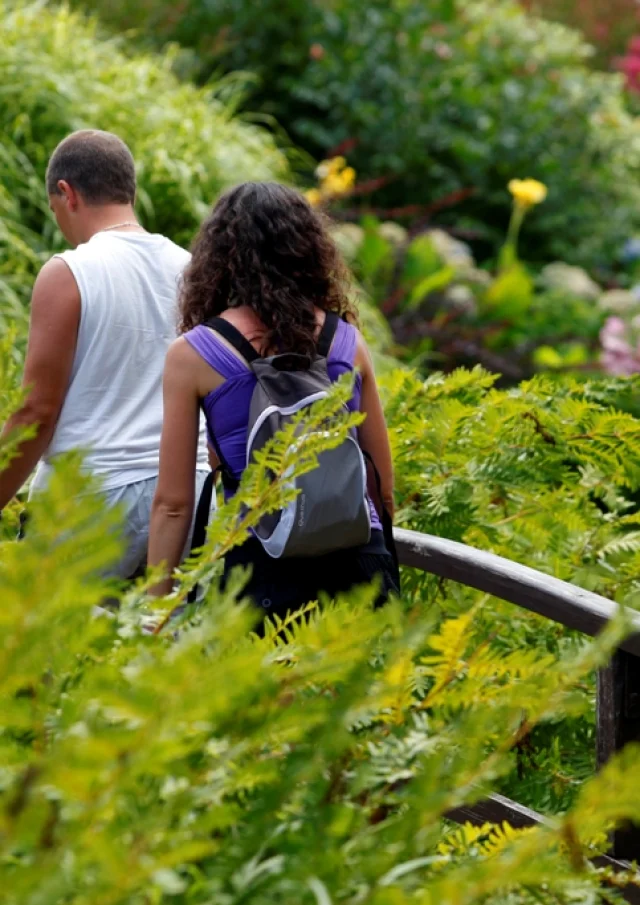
[597,651,640,861]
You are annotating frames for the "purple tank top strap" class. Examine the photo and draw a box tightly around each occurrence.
[184,325,250,379]
[328,318,357,365]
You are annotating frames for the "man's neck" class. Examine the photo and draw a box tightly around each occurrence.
[79,205,142,244]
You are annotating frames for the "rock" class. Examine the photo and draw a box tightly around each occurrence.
[598,289,640,314]
[427,228,475,270]
[539,262,601,300]
[463,267,492,287]
[331,223,364,262]
[378,221,408,247]
[445,283,477,315]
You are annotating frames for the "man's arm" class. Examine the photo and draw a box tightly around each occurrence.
[0,258,80,510]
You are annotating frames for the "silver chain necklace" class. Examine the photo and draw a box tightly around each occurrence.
[99,221,144,232]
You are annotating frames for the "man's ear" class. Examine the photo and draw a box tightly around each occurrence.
[57,179,80,212]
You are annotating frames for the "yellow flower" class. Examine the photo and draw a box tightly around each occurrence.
[340,166,356,189]
[322,173,346,196]
[322,167,356,197]
[308,157,356,205]
[316,156,347,180]
[327,155,346,173]
[508,178,547,208]
[304,188,323,207]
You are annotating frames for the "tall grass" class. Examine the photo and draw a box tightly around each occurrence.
[0,0,290,344]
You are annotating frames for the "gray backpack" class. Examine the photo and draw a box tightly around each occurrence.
[208,312,371,558]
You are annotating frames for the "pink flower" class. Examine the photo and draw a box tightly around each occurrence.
[600,317,640,375]
[601,316,627,337]
[618,36,640,92]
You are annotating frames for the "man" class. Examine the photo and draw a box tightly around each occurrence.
[0,129,210,579]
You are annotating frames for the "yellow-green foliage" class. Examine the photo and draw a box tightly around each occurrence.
[380,366,640,811]
[385,366,640,600]
[3,319,640,900]
[2,453,640,903]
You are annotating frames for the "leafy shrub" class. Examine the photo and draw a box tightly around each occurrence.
[6,4,640,878]
[333,214,606,380]
[384,366,640,592]
[82,0,640,265]
[381,364,640,807]
[521,0,640,70]
[5,329,640,900]
[0,2,398,363]
[0,0,289,346]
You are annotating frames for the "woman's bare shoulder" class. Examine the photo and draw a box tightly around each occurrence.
[165,336,224,396]
[353,327,373,374]
[165,336,198,368]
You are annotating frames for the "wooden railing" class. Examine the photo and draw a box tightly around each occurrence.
[394,527,640,900]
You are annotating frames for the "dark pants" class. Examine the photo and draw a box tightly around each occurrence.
[222,529,400,622]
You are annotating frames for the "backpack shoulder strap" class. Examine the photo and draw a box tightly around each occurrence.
[316,311,340,358]
[206,316,260,364]
[186,470,216,604]
[208,312,341,361]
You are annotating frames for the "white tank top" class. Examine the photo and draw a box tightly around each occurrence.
[31,230,209,493]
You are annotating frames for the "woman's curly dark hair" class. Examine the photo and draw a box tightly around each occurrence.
[179,182,357,356]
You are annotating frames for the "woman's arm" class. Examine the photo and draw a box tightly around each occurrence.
[148,339,201,596]
[208,443,219,471]
[354,332,394,518]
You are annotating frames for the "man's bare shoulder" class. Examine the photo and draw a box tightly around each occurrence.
[32,257,80,308]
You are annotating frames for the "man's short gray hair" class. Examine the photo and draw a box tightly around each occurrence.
[46,129,136,205]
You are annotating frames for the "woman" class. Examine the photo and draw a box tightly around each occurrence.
[148,182,398,616]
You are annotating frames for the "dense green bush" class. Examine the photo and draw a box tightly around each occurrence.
[521,0,639,70]
[382,364,640,807]
[387,366,640,594]
[333,212,607,381]
[0,0,289,345]
[82,0,640,265]
[0,2,400,363]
